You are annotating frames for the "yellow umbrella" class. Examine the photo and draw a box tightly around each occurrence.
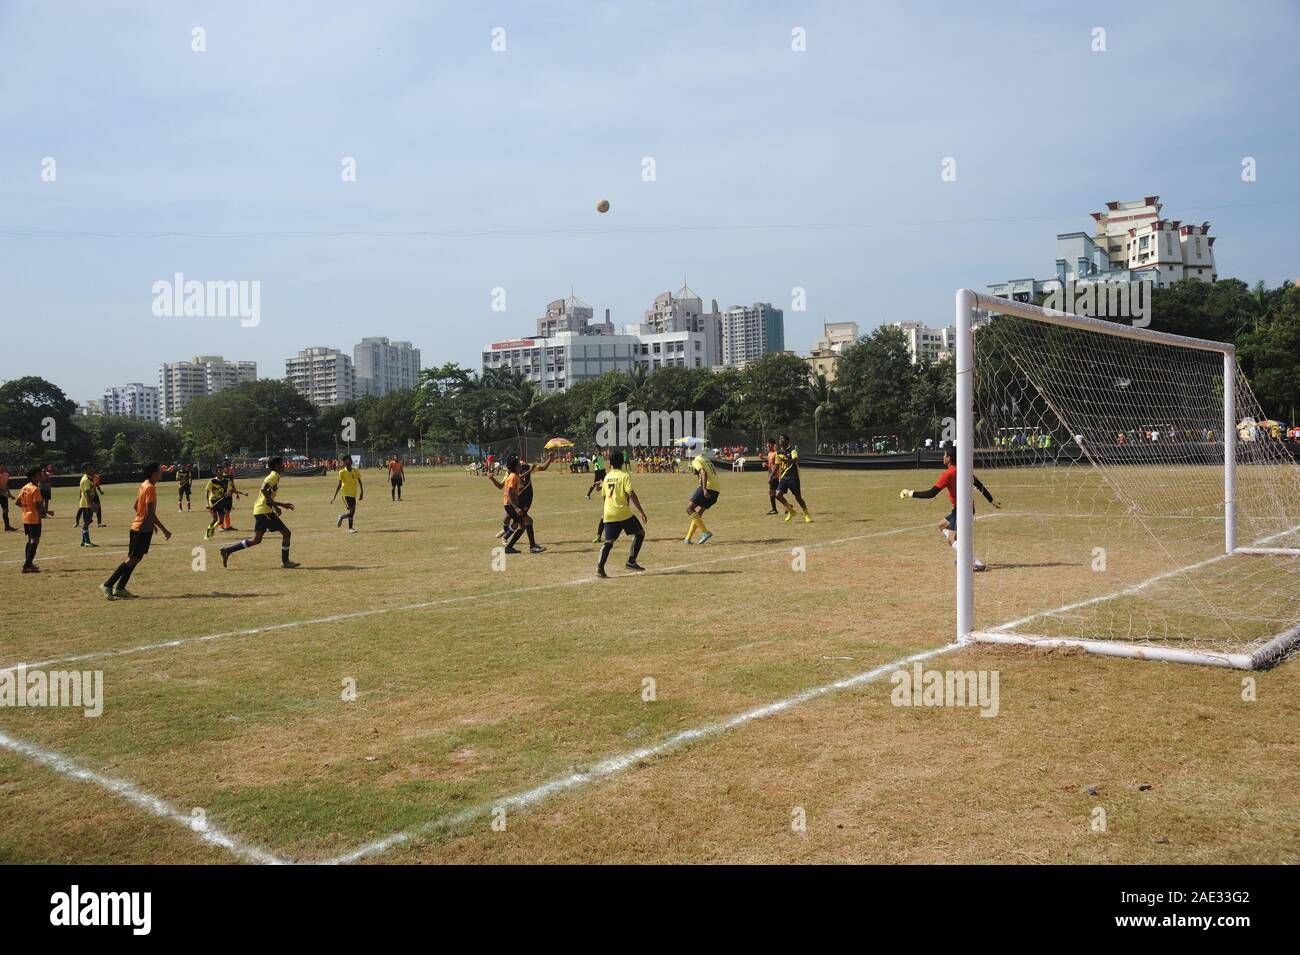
[544,437,574,450]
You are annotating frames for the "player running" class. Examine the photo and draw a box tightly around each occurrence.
[388,455,405,501]
[100,462,172,598]
[204,466,230,540]
[684,446,720,544]
[595,450,648,578]
[773,435,812,523]
[76,462,98,547]
[332,458,364,533]
[219,456,299,569]
[900,445,1002,572]
[17,467,47,572]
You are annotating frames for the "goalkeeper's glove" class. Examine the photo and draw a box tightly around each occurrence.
[900,489,914,499]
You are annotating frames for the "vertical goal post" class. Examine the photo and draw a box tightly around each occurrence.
[953,289,1300,670]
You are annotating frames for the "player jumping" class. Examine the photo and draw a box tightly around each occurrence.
[488,455,546,554]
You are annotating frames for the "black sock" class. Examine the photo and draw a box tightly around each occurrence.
[25,541,37,566]
[117,564,136,589]
[507,526,525,548]
[628,535,644,563]
[347,512,354,528]
[598,541,613,569]
[105,563,129,589]
[525,525,536,547]
[281,544,291,565]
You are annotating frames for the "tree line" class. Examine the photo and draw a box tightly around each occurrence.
[2,278,1294,470]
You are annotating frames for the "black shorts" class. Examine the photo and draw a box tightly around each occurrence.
[503,504,523,523]
[40,488,51,503]
[128,529,153,559]
[690,487,720,510]
[254,513,288,534]
[602,516,644,542]
[343,496,356,509]
[776,475,801,497]
[212,498,232,516]
[390,475,404,486]
[178,485,191,499]
[519,489,534,510]
[593,469,607,483]
[24,523,41,541]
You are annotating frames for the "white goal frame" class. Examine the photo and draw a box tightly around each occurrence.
[954,288,1300,669]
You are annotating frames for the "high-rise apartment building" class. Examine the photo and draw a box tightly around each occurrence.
[103,383,161,421]
[286,347,355,407]
[353,337,421,397]
[159,356,257,423]
[720,303,785,367]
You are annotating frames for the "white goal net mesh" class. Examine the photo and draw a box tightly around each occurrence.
[970,307,1300,666]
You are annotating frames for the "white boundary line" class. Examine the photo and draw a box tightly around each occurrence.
[0,520,952,864]
[0,729,287,865]
[31,507,1284,864]
[1,521,942,675]
[322,643,959,864]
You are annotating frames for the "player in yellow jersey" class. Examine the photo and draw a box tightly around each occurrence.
[203,466,232,540]
[219,456,298,568]
[76,462,99,547]
[176,463,194,511]
[684,447,720,544]
[331,459,364,533]
[774,434,812,523]
[595,450,648,578]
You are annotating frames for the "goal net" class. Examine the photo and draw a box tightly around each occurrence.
[955,290,1300,669]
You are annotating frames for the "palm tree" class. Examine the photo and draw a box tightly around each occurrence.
[498,372,546,458]
[809,371,837,450]
[624,363,651,410]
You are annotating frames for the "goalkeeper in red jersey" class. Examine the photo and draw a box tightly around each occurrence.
[900,445,1001,571]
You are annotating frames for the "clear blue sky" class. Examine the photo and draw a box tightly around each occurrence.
[3,0,1298,402]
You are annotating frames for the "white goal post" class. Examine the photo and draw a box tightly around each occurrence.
[954,289,1300,670]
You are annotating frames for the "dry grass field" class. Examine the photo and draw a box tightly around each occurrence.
[1,464,1296,863]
